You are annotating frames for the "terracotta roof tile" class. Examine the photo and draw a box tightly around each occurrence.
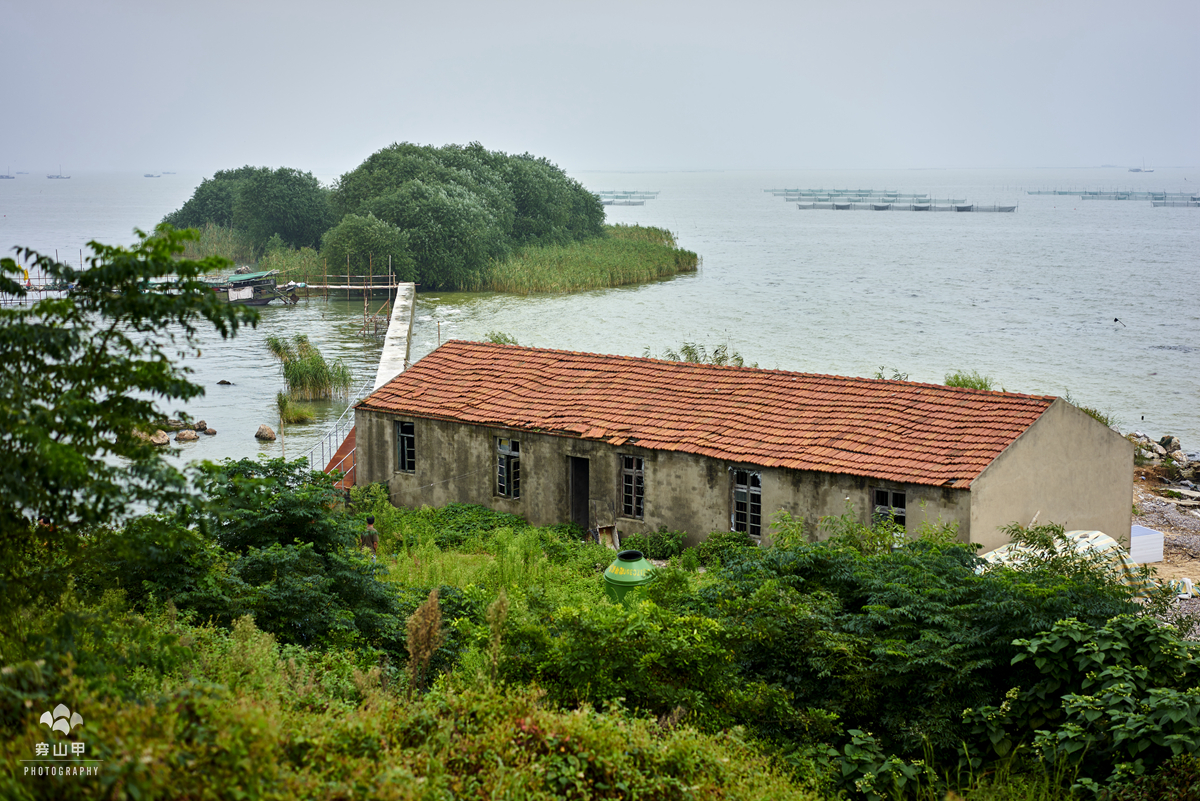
[360,341,1057,487]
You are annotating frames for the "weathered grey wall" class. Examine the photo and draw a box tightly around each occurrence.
[969,399,1133,552]
[766,469,970,545]
[356,410,974,546]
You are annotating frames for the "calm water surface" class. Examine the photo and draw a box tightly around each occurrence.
[2,167,1197,466]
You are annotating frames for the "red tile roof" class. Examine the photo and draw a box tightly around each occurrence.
[359,341,1057,488]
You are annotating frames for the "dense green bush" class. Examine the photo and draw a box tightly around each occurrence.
[695,530,756,566]
[318,211,415,280]
[966,615,1200,789]
[695,535,1141,760]
[619,527,685,560]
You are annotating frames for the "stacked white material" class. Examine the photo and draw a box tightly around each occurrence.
[1129,525,1164,564]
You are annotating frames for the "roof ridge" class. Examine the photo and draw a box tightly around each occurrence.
[437,340,1056,400]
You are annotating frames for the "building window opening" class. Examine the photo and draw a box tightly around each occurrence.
[396,421,415,473]
[497,438,520,499]
[873,488,906,527]
[733,470,762,537]
[621,455,644,519]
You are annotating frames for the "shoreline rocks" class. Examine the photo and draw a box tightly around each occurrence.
[176,429,198,442]
[1127,432,1196,481]
[255,424,276,441]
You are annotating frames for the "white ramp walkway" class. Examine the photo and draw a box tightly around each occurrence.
[374,282,416,389]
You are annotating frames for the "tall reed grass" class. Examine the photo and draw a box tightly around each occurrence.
[606,223,678,247]
[178,223,258,267]
[477,225,698,294]
[266,334,353,400]
[276,391,315,424]
[260,246,325,284]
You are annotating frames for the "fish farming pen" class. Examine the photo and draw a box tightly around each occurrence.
[1152,200,1200,207]
[597,190,659,207]
[797,202,1016,212]
[1027,189,1198,199]
[783,195,967,203]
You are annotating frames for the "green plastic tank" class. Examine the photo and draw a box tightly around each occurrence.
[604,550,655,606]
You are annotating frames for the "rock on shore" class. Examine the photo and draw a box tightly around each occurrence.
[255,424,276,441]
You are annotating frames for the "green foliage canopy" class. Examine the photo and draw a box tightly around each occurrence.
[330,142,603,289]
[162,166,332,253]
[319,212,415,280]
[0,227,257,611]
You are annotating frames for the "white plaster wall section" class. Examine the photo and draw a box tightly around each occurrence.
[374,283,417,390]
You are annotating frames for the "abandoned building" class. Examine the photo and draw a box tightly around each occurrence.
[354,341,1133,552]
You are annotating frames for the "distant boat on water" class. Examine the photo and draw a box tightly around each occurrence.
[47,164,70,179]
[0,167,13,179]
[144,173,161,178]
[1130,159,1154,173]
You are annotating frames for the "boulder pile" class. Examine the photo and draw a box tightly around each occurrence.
[1127,432,1198,481]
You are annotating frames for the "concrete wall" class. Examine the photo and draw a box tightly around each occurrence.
[355,409,974,545]
[969,398,1133,553]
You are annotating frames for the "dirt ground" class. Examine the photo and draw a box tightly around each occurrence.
[1132,466,1200,582]
[1131,466,1200,625]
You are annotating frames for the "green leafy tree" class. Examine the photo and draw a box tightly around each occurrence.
[163,166,333,253]
[361,180,509,289]
[161,165,262,229]
[319,212,415,280]
[232,166,333,250]
[0,227,257,613]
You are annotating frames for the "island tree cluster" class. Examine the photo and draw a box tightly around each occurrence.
[162,143,606,290]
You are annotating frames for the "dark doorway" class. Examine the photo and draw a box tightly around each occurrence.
[569,457,590,532]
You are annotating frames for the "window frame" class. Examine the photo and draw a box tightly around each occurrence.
[871,487,907,528]
[620,454,645,519]
[732,469,762,538]
[496,437,521,499]
[395,420,415,473]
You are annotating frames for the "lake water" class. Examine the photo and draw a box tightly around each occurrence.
[2,167,1197,467]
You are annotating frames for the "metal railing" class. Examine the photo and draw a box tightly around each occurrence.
[305,375,374,472]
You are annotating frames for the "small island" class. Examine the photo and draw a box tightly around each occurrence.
[163,143,697,295]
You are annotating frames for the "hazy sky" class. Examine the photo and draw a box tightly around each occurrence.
[4,0,1197,175]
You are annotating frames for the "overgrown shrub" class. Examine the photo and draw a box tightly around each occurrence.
[695,530,756,567]
[619,527,685,560]
[944,369,996,390]
[966,615,1200,788]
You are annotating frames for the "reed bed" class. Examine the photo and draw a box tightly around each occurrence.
[478,227,698,294]
[275,391,315,424]
[259,246,324,283]
[605,223,678,247]
[266,334,353,400]
[178,223,258,266]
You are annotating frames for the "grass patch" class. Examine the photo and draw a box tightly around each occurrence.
[474,224,698,294]
[275,391,315,424]
[266,334,352,400]
[1064,391,1118,428]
